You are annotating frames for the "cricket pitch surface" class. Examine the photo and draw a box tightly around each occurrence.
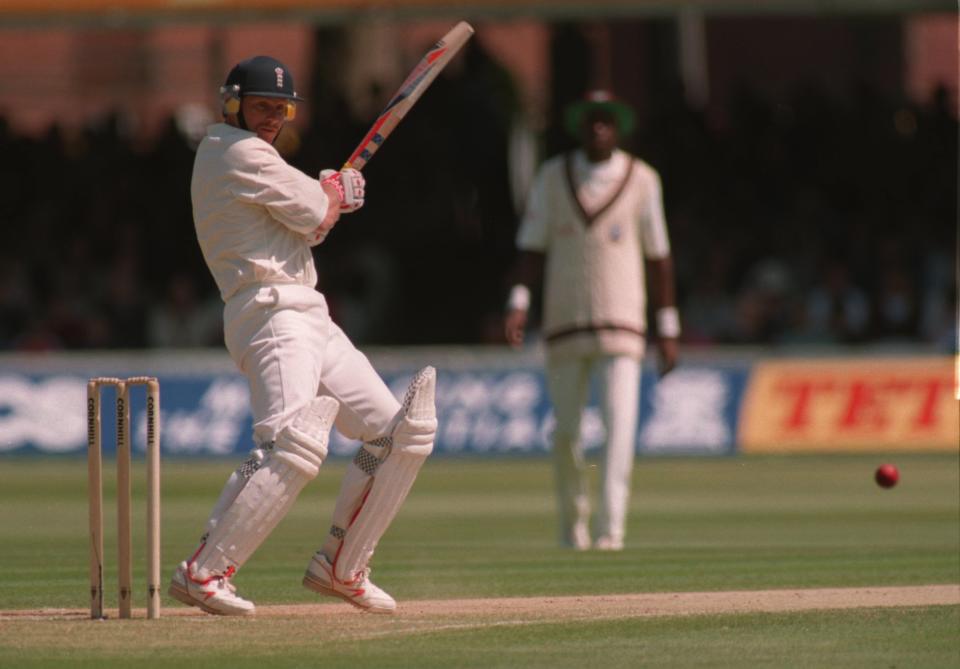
[4,585,957,624]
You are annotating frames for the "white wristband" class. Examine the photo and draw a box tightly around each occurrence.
[656,307,681,338]
[507,284,531,312]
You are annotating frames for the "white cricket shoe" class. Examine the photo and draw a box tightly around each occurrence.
[594,535,624,551]
[303,553,396,614]
[562,521,591,551]
[168,560,255,616]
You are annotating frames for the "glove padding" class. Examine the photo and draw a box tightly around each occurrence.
[320,168,365,214]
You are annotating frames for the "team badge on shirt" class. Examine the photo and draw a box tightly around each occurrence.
[609,224,622,242]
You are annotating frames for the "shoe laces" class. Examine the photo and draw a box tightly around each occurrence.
[187,560,238,593]
[349,567,372,587]
[215,565,238,593]
[214,574,235,593]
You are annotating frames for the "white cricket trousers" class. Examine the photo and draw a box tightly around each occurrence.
[545,353,641,544]
[224,284,401,444]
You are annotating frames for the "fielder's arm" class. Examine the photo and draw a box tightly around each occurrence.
[504,250,545,348]
[645,255,680,376]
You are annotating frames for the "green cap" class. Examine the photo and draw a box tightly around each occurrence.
[564,90,635,138]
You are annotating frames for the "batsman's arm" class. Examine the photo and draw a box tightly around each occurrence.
[303,180,343,247]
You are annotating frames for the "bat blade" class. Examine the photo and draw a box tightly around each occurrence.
[344,21,474,171]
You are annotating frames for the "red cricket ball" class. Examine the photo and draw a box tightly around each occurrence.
[875,464,899,489]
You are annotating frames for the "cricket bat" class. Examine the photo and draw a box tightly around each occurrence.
[343,21,474,171]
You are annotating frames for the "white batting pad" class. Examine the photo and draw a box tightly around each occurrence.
[203,444,269,537]
[193,396,339,575]
[333,367,436,579]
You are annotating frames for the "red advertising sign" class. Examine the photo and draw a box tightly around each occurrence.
[739,358,959,452]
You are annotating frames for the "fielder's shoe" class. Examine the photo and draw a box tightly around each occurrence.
[168,560,255,616]
[561,521,591,551]
[303,552,396,614]
[594,535,625,551]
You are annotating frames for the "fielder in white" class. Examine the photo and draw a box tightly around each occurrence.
[168,55,436,616]
[505,90,680,551]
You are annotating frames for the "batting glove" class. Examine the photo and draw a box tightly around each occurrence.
[320,168,365,213]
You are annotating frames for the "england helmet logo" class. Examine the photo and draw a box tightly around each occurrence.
[275,67,284,88]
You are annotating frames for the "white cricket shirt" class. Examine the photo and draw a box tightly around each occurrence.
[191,123,331,301]
[517,148,671,358]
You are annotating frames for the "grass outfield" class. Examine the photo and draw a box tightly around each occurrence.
[0,454,957,667]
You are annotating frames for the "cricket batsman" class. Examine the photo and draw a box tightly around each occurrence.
[505,90,680,551]
[168,55,436,615]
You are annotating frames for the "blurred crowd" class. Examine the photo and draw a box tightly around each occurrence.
[0,40,955,353]
[642,81,957,351]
